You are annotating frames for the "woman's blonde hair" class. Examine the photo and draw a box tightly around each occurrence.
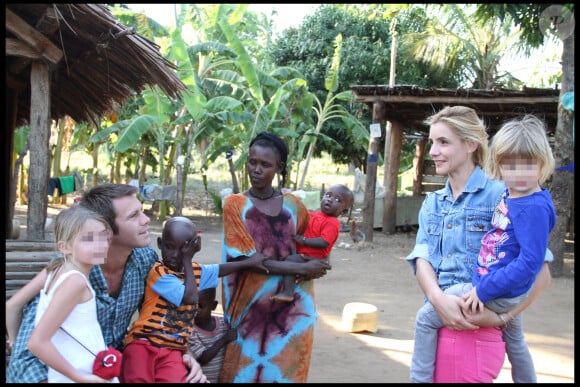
[425,106,489,167]
[485,115,555,184]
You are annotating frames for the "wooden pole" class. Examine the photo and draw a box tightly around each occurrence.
[27,61,50,240]
[412,138,426,196]
[382,121,403,234]
[361,101,385,242]
[381,17,398,233]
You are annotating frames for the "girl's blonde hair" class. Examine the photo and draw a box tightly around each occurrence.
[485,115,555,184]
[49,205,111,270]
[425,106,489,167]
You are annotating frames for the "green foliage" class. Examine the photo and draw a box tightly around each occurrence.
[207,190,223,215]
[268,4,458,167]
[473,4,568,51]
[114,115,157,153]
[109,4,170,39]
[404,4,529,89]
[13,126,30,154]
[79,4,563,187]
[296,33,369,189]
[218,18,264,105]
[140,4,322,193]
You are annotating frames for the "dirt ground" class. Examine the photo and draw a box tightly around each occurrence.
[12,204,575,383]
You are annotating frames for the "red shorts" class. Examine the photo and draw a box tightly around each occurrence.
[433,326,506,383]
[120,339,187,383]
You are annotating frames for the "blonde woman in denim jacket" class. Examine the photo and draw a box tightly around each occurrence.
[406,106,552,383]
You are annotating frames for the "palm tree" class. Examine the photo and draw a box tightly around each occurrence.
[403,4,526,89]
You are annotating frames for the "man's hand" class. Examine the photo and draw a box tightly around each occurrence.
[182,353,209,383]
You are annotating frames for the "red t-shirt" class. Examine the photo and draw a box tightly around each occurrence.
[296,211,340,258]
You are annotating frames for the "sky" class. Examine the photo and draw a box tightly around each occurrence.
[127,4,561,88]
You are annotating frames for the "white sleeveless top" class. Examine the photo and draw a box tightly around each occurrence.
[34,269,116,383]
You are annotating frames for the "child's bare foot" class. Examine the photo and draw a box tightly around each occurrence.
[271,293,294,302]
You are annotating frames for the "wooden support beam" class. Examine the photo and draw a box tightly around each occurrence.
[5,8,63,64]
[361,101,385,242]
[382,120,403,234]
[5,37,43,60]
[27,61,51,240]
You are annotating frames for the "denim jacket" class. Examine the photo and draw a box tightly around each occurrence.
[406,166,505,290]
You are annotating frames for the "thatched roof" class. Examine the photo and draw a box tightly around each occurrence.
[350,85,560,137]
[6,3,188,126]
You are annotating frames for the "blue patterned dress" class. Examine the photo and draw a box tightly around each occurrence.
[219,192,314,382]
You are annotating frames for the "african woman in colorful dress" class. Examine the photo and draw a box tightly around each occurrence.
[219,132,331,382]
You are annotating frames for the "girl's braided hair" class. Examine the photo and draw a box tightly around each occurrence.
[249,132,289,187]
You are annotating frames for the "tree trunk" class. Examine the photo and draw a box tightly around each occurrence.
[157,142,168,221]
[18,156,27,205]
[91,145,99,189]
[138,147,148,186]
[7,91,20,239]
[298,123,321,190]
[114,155,122,184]
[175,144,183,216]
[548,32,574,277]
[227,153,240,194]
[52,119,64,203]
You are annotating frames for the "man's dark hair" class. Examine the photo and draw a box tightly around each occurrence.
[79,183,138,235]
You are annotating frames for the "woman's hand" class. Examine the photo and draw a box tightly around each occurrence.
[431,291,479,331]
[416,259,478,331]
[463,304,509,328]
[296,258,331,280]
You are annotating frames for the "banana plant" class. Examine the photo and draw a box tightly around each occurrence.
[168,4,317,192]
[215,5,324,189]
[11,126,29,207]
[89,86,179,220]
[298,34,368,190]
[105,4,318,212]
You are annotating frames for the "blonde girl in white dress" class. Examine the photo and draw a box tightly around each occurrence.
[28,205,118,383]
